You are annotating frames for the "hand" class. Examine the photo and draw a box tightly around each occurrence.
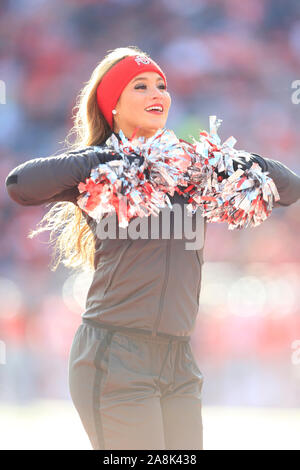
[232,153,266,172]
[216,153,267,180]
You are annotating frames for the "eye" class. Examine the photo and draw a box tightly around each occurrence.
[134,84,167,90]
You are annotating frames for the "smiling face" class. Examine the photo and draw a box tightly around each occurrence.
[113,71,171,140]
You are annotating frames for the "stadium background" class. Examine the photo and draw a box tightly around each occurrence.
[0,0,300,449]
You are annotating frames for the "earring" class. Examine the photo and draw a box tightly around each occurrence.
[112,109,117,115]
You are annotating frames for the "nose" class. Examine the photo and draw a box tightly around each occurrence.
[148,85,165,98]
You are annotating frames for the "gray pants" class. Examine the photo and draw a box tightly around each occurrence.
[68,321,204,450]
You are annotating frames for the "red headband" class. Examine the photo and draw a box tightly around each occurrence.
[96,55,167,129]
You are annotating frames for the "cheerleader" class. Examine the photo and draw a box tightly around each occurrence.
[5,46,300,450]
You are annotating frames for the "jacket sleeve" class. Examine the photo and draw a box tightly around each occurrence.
[250,153,300,208]
[5,147,121,206]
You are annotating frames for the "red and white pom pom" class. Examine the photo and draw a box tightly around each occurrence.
[76,116,280,230]
[175,116,280,229]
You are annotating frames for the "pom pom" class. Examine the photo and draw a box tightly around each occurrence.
[76,116,280,230]
[177,116,280,229]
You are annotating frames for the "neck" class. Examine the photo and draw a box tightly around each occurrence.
[113,126,160,141]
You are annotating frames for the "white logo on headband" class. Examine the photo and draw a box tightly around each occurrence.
[135,56,152,65]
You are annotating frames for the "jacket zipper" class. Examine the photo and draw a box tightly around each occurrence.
[152,239,172,336]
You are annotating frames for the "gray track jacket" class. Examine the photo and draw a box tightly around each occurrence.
[5,135,300,337]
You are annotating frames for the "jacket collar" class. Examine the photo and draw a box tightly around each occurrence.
[105,130,122,149]
[112,131,121,142]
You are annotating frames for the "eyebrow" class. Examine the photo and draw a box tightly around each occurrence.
[132,76,164,83]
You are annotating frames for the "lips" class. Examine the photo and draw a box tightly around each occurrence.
[145,104,164,113]
[146,110,163,115]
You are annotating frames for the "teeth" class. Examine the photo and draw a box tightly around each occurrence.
[146,106,163,112]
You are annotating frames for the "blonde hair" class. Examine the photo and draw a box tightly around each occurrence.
[28,45,151,273]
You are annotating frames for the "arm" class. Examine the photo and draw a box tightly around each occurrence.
[230,153,300,208]
[5,146,122,206]
[250,154,300,208]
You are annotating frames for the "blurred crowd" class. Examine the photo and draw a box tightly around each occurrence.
[0,0,300,406]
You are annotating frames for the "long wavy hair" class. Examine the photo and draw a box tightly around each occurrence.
[28,45,151,273]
